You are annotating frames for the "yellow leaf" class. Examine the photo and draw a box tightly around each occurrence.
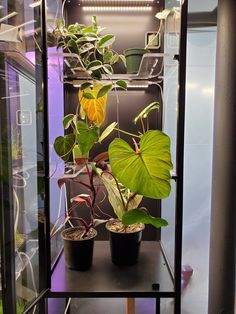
[78,82,108,126]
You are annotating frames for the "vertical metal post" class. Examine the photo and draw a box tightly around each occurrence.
[40,0,51,291]
[208,0,236,312]
[174,0,188,313]
[155,298,160,314]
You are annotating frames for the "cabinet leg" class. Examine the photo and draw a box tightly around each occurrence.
[156,298,160,314]
[126,298,135,314]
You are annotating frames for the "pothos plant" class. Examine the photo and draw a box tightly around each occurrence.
[53,16,127,162]
[98,102,173,231]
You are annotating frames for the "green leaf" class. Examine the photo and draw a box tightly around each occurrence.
[67,39,78,53]
[54,134,76,161]
[102,64,113,75]
[110,53,119,64]
[73,144,82,160]
[103,51,113,63]
[122,209,168,228]
[76,36,97,43]
[87,60,103,71]
[108,130,173,199]
[80,82,92,91]
[97,84,112,99]
[99,122,118,143]
[99,174,125,220]
[91,70,102,80]
[63,114,74,129]
[76,121,99,156]
[92,16,97,30]
[119,54,127,68]
[134,102,160,124]
[115,80,127,90]
[79,43,94,54]
[97,34,115,48]
[83,92,95,99]
[82,25,95,35]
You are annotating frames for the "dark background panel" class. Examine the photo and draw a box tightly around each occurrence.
[64,0,164,241]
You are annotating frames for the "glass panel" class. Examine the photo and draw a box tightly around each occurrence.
[161,0,180,272]
[0,1,48,313]
[46,0,64,266]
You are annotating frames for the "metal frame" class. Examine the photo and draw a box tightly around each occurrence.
[0,0,189,312]
[174,0,188,313]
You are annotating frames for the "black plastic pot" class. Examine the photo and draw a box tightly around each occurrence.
[106,220,144,266]
[61,226,97,271]
[124,48,149,74]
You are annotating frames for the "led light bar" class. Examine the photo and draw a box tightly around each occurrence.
[0,11,18,23]
[82,6,152,11]
[80,0,154,2]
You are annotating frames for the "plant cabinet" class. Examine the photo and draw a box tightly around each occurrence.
[0,0,188,314]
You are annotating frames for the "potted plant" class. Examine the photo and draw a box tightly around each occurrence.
[123,48,149,74]
[52,16,128,270]
[123,6,180,75]
[50,163,109,270]
[98,102,173,265]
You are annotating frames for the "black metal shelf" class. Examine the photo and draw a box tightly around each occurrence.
[49,241,174,298]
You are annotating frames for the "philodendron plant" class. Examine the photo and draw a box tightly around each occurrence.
[53,16,127,162]
[100,102,173,229]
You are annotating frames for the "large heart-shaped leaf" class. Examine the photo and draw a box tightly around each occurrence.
[54,134,75,161]
[76,121,99,157]
[108,130,173,199]
[79,82,108,126]
[122,208,168,228]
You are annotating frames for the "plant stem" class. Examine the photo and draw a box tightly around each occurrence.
[125,192,137,212]
[144,19,163,49]
[141,118,145,134]
[114,128,140,139]
[85,164,96,226]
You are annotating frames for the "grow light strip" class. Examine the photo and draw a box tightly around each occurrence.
[81,0,155,2]
[80,0,154,3]
[0,11,18,23]
[82,6,152,11]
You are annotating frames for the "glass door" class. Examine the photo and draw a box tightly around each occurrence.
[0,1,49,313]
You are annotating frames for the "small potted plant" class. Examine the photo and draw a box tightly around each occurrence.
[98,102,173,266]
[50,163,108,270]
